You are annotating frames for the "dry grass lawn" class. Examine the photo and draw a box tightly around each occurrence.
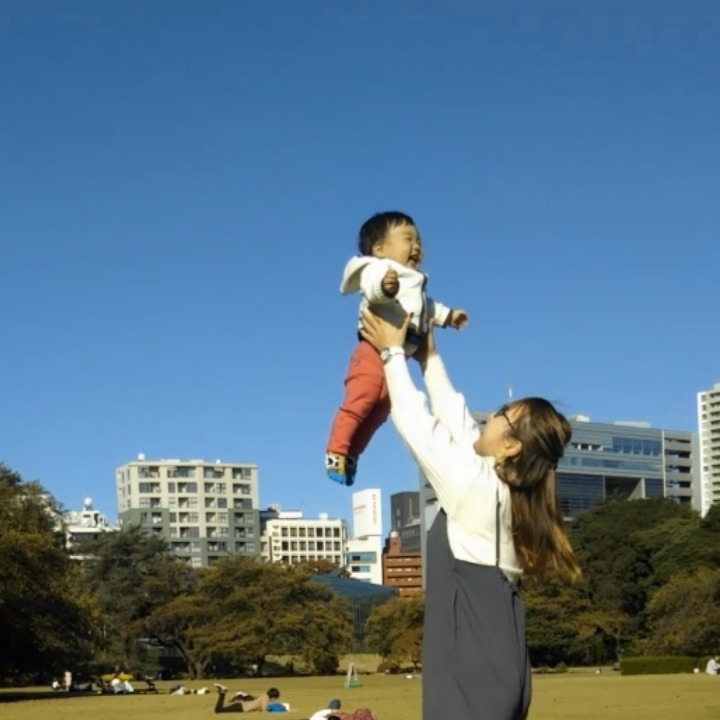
[2,670,720,719]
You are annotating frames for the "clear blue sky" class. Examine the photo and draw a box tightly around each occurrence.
[2,0,719,527]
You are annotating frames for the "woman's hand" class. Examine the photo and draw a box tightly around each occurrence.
[360,308,410,351]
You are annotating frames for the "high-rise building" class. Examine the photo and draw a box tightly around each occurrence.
[698,382,720,516]
[346,488,383,584]
[116,454,260,567]
[259,506,348,566]
[390,491,421,553]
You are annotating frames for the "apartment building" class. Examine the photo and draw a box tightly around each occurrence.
[382,531,422,596]
[259,506,347,566]
[698,382,720,516]
[116,454,260,567]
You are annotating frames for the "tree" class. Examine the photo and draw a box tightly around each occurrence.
[82,525,193,674]
[645,568,720,658]
[187,556,353,677]
[0,464,101,680]
[568,498,695,656]
[524,579,609,666]
[364,595,424,661]
[297,558,350,578]
[390,627,423,670]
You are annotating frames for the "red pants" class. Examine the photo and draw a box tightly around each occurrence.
[327,340,391,457]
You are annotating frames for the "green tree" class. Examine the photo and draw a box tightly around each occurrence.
[568,498,694,657]
[0,464,101,680]
[83,525,193,674]
[364,595,424,660]
[188,556,352,677]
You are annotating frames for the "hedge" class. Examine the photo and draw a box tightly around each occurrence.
[620,656,699,675]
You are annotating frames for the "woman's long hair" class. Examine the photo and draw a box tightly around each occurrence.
[495,398,581,582]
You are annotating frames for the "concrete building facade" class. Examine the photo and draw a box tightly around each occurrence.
[382,531,423,596]
[698,382,720,516]
[346,489,383,584]
[116,454,260,567]
[64,497,119,561]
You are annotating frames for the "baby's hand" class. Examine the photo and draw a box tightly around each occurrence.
[449,309,469,330]
[382,268,400,298]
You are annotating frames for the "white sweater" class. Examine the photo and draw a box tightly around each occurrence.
[340,256,451,352]
[384,351,522,583]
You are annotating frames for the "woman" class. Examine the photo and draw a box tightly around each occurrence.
[360,310,581,720]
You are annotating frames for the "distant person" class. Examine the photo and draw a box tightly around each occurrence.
[706,656,720,675]
[326,210,467,486]
[213,684,280,713]
[110,673,135,693]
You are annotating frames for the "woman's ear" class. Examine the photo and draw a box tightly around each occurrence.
[504,437,522,459]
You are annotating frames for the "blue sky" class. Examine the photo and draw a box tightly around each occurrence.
[2,0,719,529]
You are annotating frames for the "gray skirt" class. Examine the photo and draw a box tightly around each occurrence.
[422,511,531,720]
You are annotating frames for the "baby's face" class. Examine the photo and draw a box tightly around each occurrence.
[373,222,423,269]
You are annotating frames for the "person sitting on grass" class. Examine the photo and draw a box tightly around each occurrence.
[306,699,377,720]
[213,684,280,713]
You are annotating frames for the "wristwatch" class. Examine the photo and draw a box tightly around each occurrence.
[380,346,404,365]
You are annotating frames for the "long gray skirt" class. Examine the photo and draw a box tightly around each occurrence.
[422,511,531,720]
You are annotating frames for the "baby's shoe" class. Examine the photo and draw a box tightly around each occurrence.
[326,453,358,486]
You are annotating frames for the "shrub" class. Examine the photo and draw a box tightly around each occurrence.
[621,656,697,675]
[376,661,399,674]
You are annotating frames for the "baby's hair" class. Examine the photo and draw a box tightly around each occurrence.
[358,211,415,255]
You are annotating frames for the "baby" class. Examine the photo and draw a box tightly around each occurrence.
[326,210,468,485]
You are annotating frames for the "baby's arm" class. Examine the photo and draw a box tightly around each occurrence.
[359,259,398,304]
[427,298,469,329]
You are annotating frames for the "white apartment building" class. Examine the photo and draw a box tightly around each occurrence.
[698,382,720,516]
[259,506,347,566]
[346,488,383,584]
[116,454,260,567]
[64,497,119,561]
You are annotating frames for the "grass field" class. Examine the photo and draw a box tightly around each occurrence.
[2,671,720,719]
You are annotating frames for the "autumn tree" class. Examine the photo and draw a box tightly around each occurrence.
[364,595,424,662]
[645,568,720,658]
[0,464,101,680]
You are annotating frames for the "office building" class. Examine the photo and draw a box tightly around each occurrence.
[346,489,383,584]
[259,506,347,566]
[116,454,260,567]
[698,382,720,516]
